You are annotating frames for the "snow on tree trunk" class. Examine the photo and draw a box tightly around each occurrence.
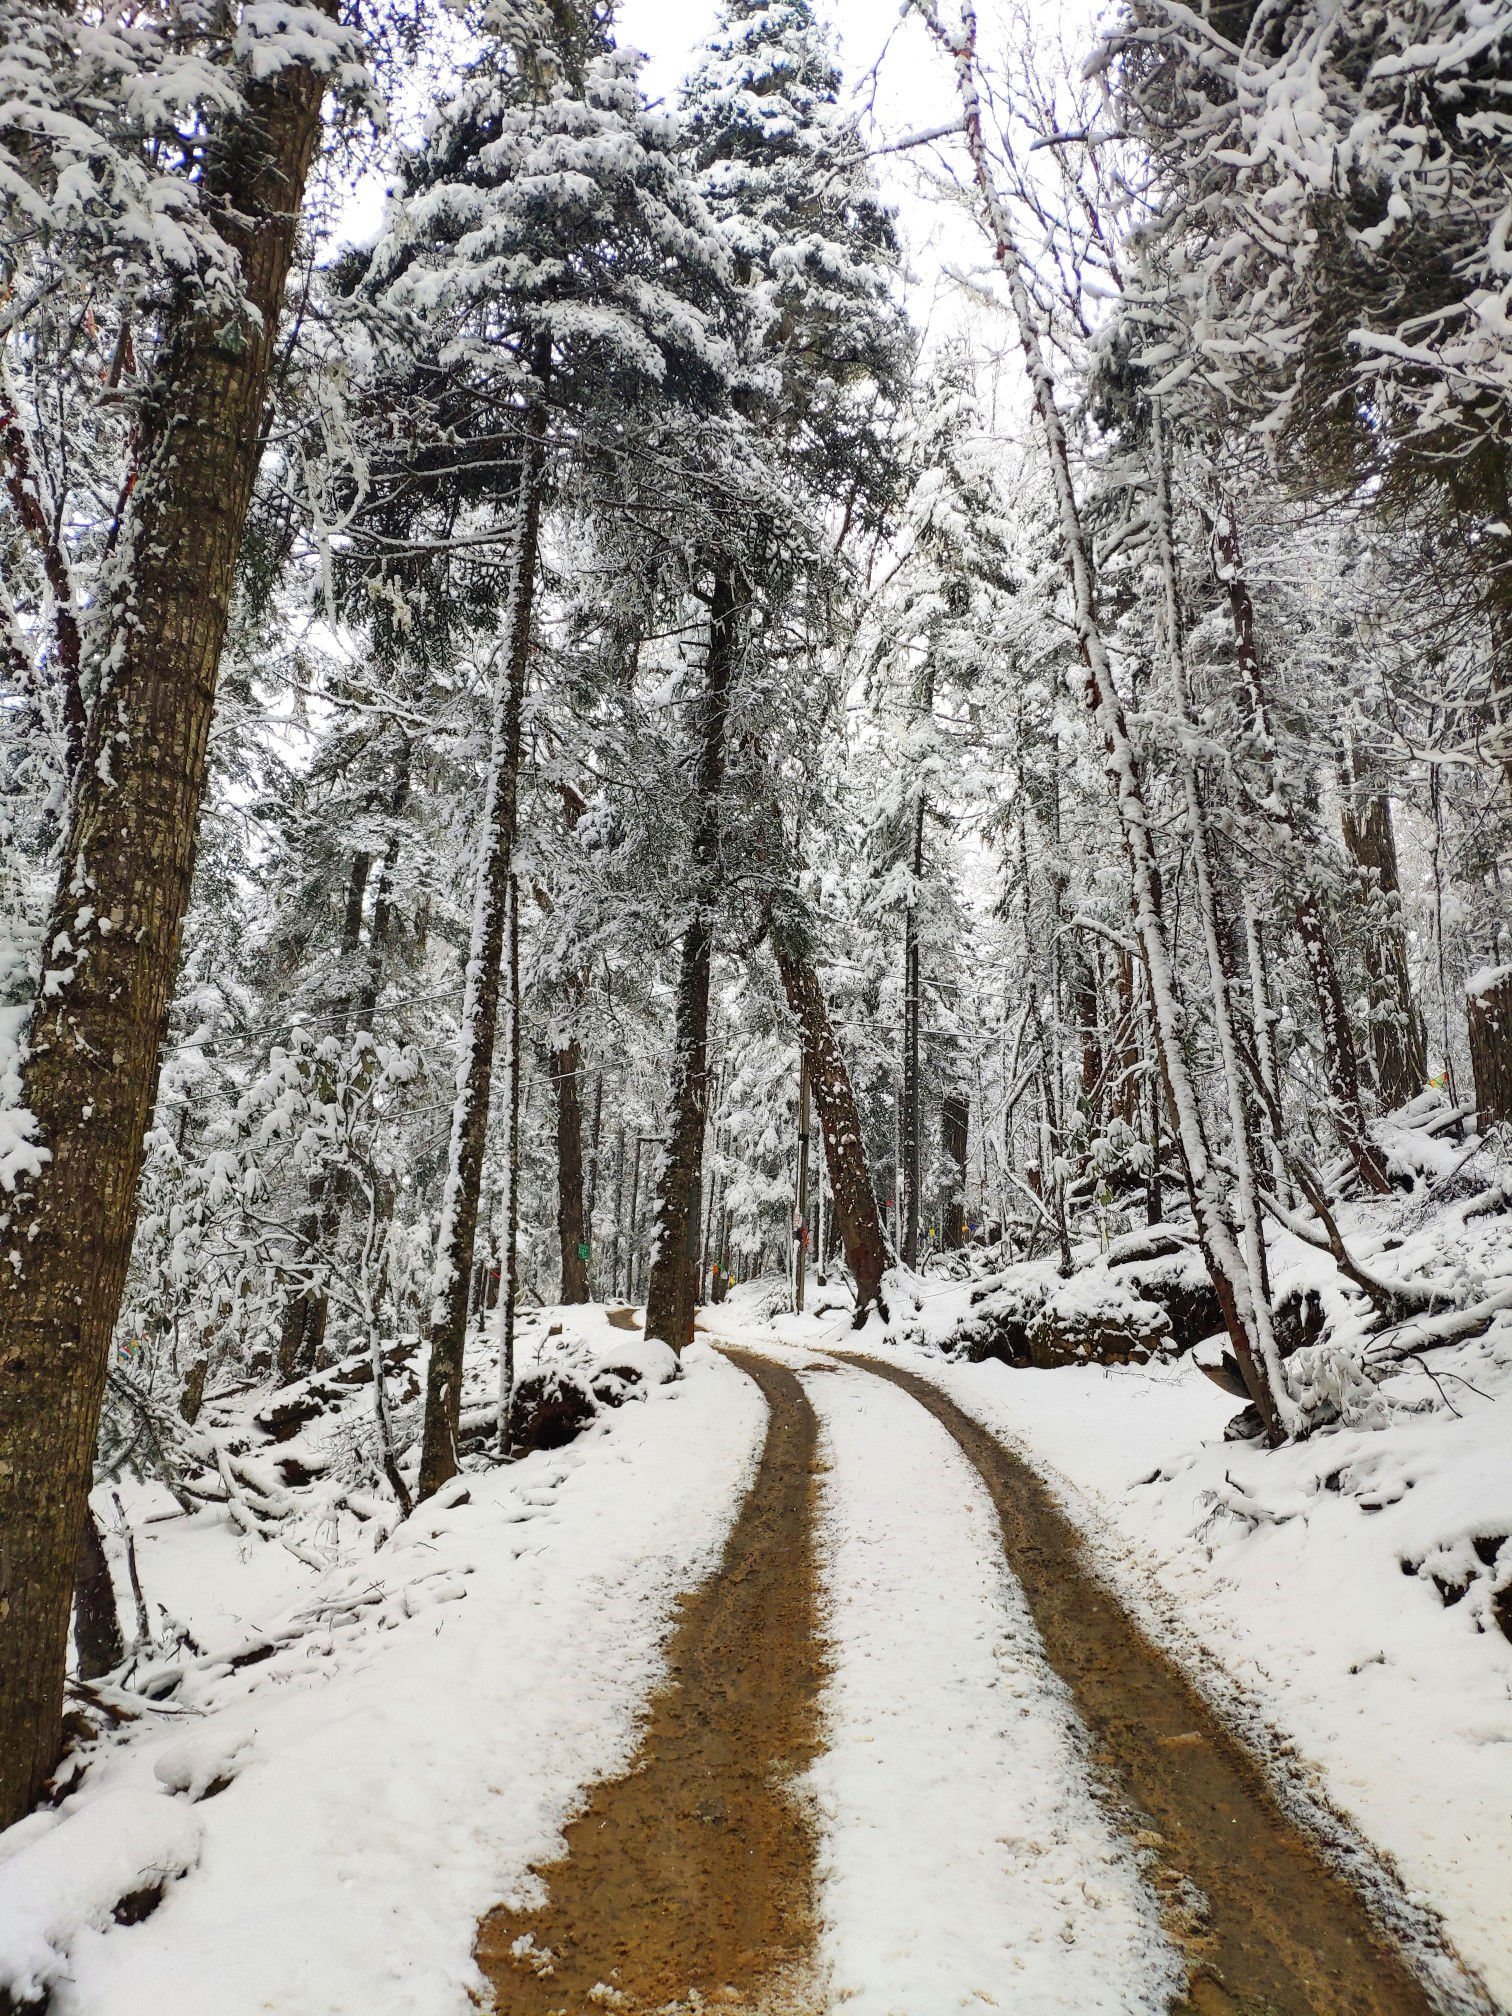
[1468,966,1512,1129]
[0,17,339,1827]
[645,566,739,1352]
[902,796,924,1267]
[1339,754,1427,1111]
[498,878,522,1454]
[914,0,1295,1440]
[1207,499,1391,1194]
[71,1506,124,1684]
[417,338,549,1502]
[1149,403,1291,1434]
[941,1092,969,1251]
[775,948,890,1323]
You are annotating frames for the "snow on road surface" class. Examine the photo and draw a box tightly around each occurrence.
[792,1354,1179,2015]
[0,1335,765,2016]
[869,1341,1512,2011]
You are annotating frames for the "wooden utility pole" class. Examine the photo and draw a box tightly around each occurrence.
[795,1053,811,1312]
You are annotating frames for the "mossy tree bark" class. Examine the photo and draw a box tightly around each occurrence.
[0,25,336,1827]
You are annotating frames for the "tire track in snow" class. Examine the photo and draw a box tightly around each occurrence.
[477,1348,822,2015]
[838,1351,1459,2016]
[796,1358,1180,2016]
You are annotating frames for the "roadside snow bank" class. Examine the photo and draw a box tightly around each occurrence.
[797,1359,1178,2015]
[0,1334,764,2016]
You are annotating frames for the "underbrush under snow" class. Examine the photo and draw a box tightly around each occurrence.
[0,1319,764,2016]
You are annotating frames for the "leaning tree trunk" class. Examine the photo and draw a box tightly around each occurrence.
[1149,402,1286,1408]
[417,337,550,1501]
[775,948,890,1322]
[1207,500,1390,1195]
[551,1039,589,1303]
[918,0,1293,1440]
[0,22,337,1828]
[1339,750,1427,1111]
[645,569,739,1350]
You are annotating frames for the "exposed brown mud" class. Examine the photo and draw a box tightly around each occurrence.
[836,1351,1466,2016]
[476,1348,823,2016]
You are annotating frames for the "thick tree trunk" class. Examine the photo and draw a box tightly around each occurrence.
[0,26,335,1826]
[775,949,890,1322]
[551,1039,589,1303]
[645,567,738,1352]
[418,340,549,1500]
[1468,966,1512,1127]
[921,7,1294,1438]
[1339,759,1427,1110]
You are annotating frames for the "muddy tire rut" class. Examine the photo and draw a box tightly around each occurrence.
[479,1343,1474,2016]
[477,1349,823,2015]
[836,1352,1463,2016]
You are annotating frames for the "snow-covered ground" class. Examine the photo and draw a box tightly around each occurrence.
[719,1171,1512,2013]
[6,1139,1510,2016]
[793,1356,1178,2014]
[0,1316,765,2016]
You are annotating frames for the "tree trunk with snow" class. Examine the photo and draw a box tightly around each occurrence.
[0,25,336,1827]
[775,947,890,1321]
[1468,967,1512,1128]
[645,566,739,1352]
[417,339,549,1502]
[551,1038,589,1303]
[902,796,924,1266]
[1339,755,1427,1111]
[72,1507,124,1683]
[915,0,1294,1439]
[941,1091,969,1250]
[1207,500,1390,1194]
[498,879,522,1452]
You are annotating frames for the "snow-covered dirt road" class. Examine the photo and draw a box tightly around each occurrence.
[478,1335,1481,2016]
[2,1311,1499,2016]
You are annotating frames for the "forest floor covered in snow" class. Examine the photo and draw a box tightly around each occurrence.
[3,1141,1510,2016]
[0,1313,766,2015]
